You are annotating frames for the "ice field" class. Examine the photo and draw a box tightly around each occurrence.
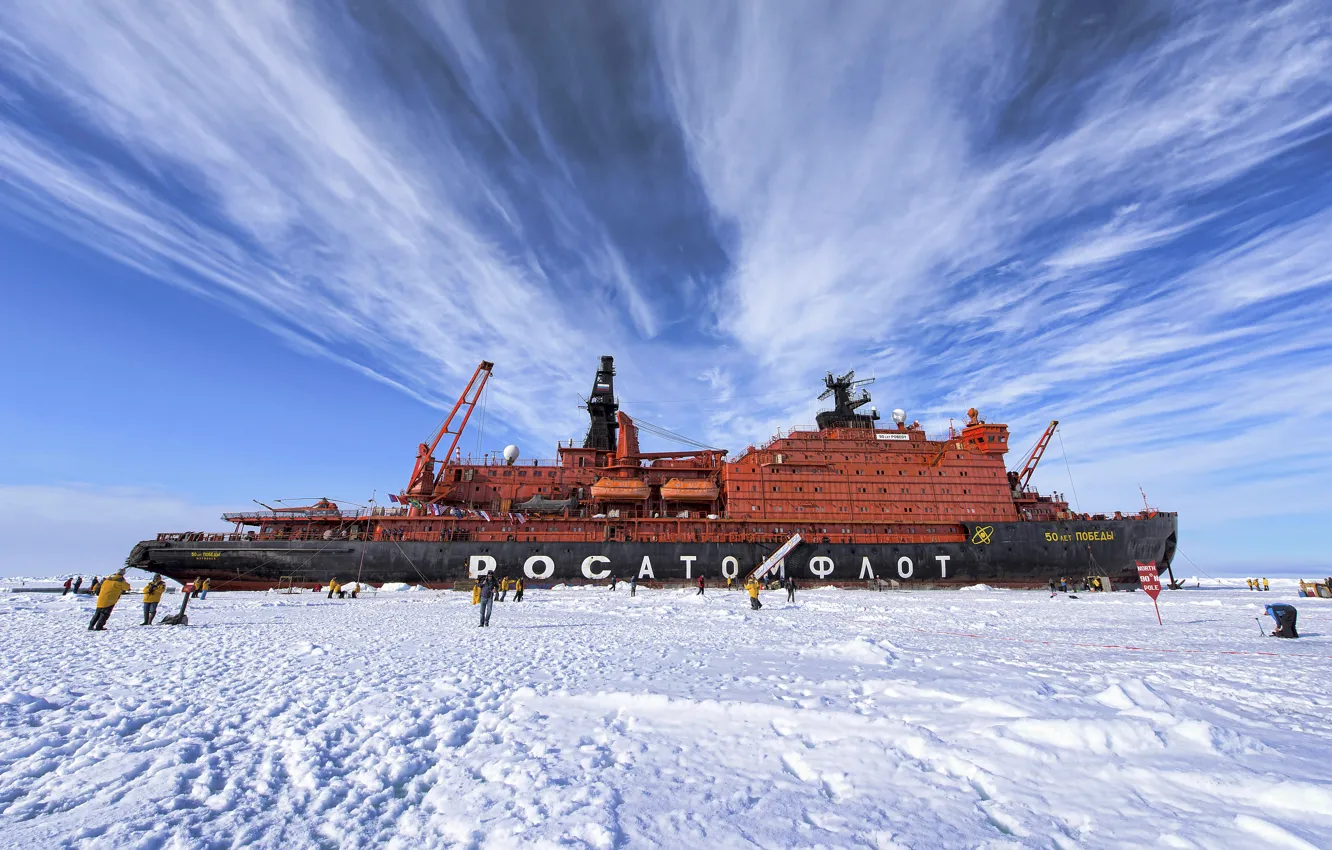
[2,578,1330,849]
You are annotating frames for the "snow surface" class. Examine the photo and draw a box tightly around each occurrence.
[2,581,1330,849]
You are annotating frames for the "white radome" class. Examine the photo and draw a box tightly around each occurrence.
[892,408,907,424]
[503,445,521,465]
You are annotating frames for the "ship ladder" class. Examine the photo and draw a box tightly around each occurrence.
[748,533,803,583]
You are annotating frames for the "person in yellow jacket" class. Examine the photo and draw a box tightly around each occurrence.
[471,583,481,605]
[200,577,211,600]
[88,571,132,630]
[745,576,762,610]
[513,577,525,602]
[327,578,339,600]
[1262,577,1270,592]
[142,574,167,625]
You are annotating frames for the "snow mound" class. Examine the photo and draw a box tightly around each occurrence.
[378,582,413,592]
[819,637,896,665]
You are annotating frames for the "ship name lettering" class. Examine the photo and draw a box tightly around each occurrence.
[897,556,913,579]
[680,555,697,579]
[524,555,554,580]
[468,555,497,578]
[582,555,611,580]
[1044,532,1073,542]
[809,556,834,578]
[1074,530,1114,542]
[859,557,875,580]
[935,554,950,578]
[638,556,655,579]
[721,556,739,580]
[191,551,221,559]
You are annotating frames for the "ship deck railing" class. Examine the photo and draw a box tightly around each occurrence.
[159,529,962,545]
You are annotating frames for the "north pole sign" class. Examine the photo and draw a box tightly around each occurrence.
[1137,560,1163,625]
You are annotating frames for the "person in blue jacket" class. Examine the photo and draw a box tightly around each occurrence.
[1265,603,1298,638]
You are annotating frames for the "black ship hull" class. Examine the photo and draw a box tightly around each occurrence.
[128,516,1177,591]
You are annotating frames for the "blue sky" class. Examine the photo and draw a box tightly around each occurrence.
[2,0,1330,577]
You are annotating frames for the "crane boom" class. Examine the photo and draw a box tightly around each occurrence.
[1015,420,1058,490]
[406,361,494,498]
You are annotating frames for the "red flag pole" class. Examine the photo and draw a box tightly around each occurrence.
[1153,598,1162,626]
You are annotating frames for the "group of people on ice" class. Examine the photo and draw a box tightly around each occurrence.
[1247,578,1271,591]
[605,571,798,609]
[84,571,171,630]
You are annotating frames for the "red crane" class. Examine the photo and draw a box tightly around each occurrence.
[1013,420,1059,491]
[406,361,493,500]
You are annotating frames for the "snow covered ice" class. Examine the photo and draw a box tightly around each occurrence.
[2,580,1330,849]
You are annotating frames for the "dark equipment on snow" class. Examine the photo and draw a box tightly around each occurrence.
[159,590,192,626]
[1264,603,1298,639]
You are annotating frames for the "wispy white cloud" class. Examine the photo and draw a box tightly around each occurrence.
[652,0,1332,550]
[2,0,1331,570]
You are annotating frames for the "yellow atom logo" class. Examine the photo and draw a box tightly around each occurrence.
[971,526,994,545]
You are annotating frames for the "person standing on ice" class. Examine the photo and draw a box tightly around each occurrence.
[62,577,73,596]
[87,571,131,631]
[478,575,495,627]
[1263,577,1270,591]
[745,576,761,609]
[90,576,101,595]
[499,576,509,602]
[471,582,481,605]
[142,574,166,625]
[73,575,83,595]
[785,575,796,603]
[200,578,211,599]
[697,575,705,596]
[630,574,637,596]
[513,577,524,602]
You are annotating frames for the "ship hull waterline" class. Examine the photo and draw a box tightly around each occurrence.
[128,517,1177,591]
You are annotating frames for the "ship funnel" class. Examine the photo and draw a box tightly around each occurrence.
[503,445,520,466]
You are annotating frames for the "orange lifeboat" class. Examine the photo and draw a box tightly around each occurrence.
[660,478,719,502]
[591,477,650,501]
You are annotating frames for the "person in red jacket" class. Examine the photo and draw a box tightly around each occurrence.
[696,575,705,596]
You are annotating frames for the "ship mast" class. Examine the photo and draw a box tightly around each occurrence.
[406,361,493,500]
[1011,420,1058,492]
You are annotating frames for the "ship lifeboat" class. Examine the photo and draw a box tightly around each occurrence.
[659,478,719,502]
[591,478,650,501]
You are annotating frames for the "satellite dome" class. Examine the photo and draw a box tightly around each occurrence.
[503,445,520,465]
[891,408,906,424]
